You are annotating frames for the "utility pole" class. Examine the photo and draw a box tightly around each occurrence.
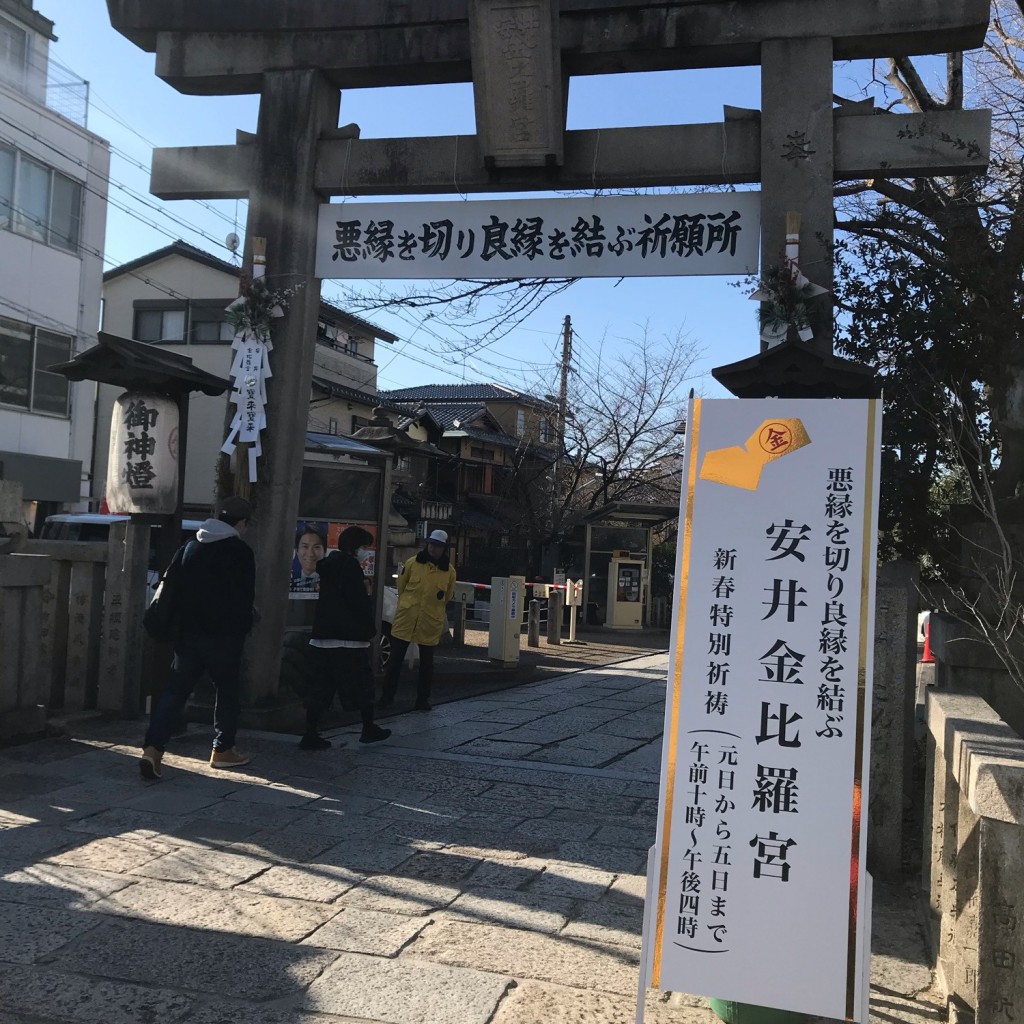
[548,315,572,531]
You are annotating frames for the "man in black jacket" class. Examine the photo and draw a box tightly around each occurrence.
[301,525,391,748]
[139,496,256,779]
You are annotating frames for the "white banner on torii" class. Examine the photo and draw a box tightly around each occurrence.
[315,193,760,279]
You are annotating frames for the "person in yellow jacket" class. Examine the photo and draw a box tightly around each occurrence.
[380,529,456,711]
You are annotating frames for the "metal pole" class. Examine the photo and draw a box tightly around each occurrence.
[454,601,466,647]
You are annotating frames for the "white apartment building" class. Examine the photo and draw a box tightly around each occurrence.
[0,0,109,530]
[97,240,399,514]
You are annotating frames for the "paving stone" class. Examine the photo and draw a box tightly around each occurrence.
[409,920,641,995]
[184,1004,367,1024]
[0,963,194,1024]
[489,979,716,1024]
[290,806,397,839]
[313,838,424,874]
[0,901,104,964]
[53,918,339,999]
[237,863,364,902]
[563,897,644,948]
[440,886,573,934]
[0,770,78,798]
[44,780,157,807]
[455,810,529,831]
[597,718,667,739]
[367,799,467,825]
[0,824,77,864]
[304,949,512,1024]
[607,872,648,903]
[47,835,170,873]
[449,737,546,758]
[169,816,264,846]
[222,782,321,807]
[308,792,392,816]
[339,874,461,915]
[506,817,599,844]
[0,800,105,827]
[119,789,225,816]
[185,799,308,829]
[303,906,429,955]
[592,822,656,849]
[390,850,482,883]
[553,842,648,874]
[65,807,189,840]
[464,857,547,890]
[525,739,643,769]
[390,723,499,750]
[94,877,335,939]
[468,708,551,725]
[227,827,339,863]
[526,862,615,900]
[130,846,267,888]
[0,862,135,909]
[608,743,664,773]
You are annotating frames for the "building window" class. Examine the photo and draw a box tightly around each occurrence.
[190,302,234,344]
[134,306,186,343]
[328,417,339,435]
[540,416,555,443]
[0,315,72,415]
[516,409,526,436]
[470,446,494,461]
[0,18,28,91]
[0,144,82,253]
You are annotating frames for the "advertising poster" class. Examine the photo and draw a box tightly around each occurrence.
[289,520,378,599]
[645,398,881,1022]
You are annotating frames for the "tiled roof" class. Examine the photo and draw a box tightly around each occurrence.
[311,376,404,412]
[427,404,488,431]
[380,383,549,406]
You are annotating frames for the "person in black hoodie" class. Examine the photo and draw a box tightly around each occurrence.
[300,526,391,749]
[139,495,256,780]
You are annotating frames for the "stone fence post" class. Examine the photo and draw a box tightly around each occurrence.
[923,690,1024,1021]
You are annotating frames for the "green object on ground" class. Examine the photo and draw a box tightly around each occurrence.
[708,998,807,1024]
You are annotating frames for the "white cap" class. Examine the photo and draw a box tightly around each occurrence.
[427,529,449,544]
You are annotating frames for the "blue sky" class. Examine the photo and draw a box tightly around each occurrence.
[43,0,784,398]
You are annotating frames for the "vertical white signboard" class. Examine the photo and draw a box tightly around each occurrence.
[647,398,881,1021]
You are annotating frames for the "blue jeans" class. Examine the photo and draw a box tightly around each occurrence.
[144,631,245,753]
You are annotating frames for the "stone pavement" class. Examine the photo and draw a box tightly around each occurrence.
[0,653,944,1024]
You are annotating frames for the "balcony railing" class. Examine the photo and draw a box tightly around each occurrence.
[1,50,89,128]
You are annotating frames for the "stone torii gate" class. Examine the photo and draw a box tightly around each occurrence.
[106,0,991,704]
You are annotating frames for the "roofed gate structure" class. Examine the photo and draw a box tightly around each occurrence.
[106,0,992,702]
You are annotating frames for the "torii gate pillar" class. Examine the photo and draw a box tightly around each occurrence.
[239,70,338,704]
[760,38,836,351]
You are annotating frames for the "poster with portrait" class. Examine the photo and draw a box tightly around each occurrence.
[289,520,378,599]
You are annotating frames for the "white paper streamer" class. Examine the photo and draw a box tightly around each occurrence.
[220,330,273,482]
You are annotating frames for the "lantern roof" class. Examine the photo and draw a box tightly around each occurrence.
[49,332,231,396]
[711,342,880,399]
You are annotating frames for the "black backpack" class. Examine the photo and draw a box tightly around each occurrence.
[143,540,194,642]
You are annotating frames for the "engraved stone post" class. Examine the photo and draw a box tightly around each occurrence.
[977,818,1024,1023]
[469,0,564,168]
[97,521,149,715]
